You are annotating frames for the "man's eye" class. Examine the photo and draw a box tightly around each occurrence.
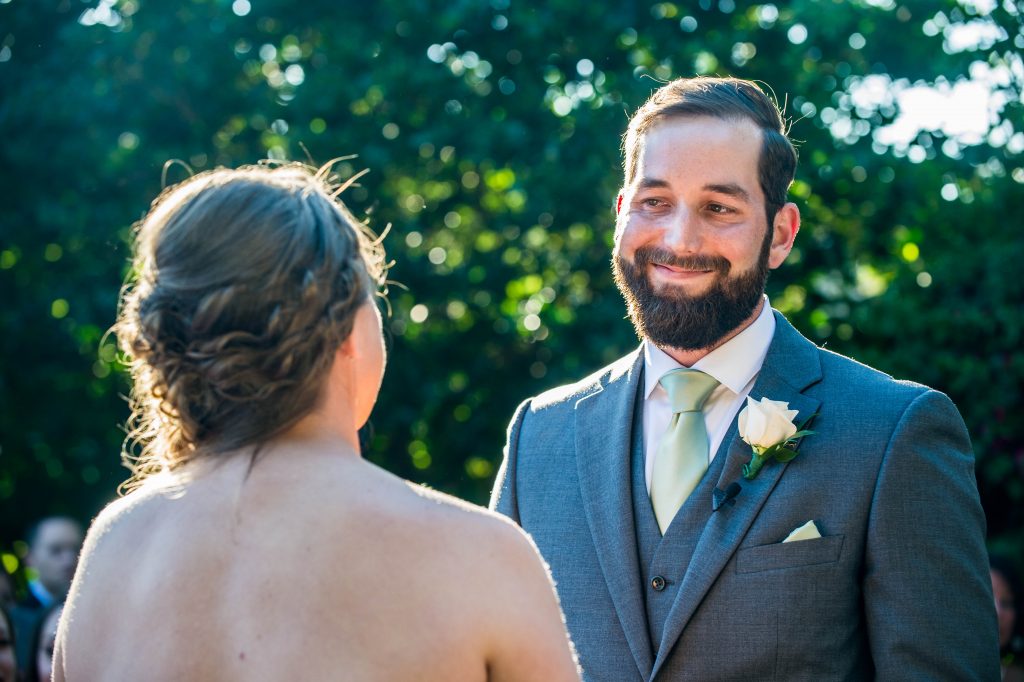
[642,198,665,208]
[707,203,733,214]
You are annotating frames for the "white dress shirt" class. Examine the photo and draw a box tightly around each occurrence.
[642,297,776,493]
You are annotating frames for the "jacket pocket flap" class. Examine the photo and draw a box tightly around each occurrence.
[735,534,845,574]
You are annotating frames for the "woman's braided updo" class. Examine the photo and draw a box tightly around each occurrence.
[114,163,386,486]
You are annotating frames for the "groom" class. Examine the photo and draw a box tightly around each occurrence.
[490,76,998,680]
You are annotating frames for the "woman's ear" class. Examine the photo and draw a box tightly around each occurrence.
[337,332,357,360]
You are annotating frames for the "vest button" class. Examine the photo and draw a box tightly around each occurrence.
[651,575,666,591]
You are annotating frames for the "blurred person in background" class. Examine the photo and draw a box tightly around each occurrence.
[0,605,17,682]
[0,570,13,612]
[11,517,82,679]
[21,518,82,611]
[53,163,579,681]
[991,555,1024,682]
[29,603,61,682]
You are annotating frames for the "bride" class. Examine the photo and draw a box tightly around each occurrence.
[54,164,580,681]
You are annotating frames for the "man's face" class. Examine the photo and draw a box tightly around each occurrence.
[27,518,83,598]
[613,115,796,351]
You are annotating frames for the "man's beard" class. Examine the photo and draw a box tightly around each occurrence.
[612,237,770,351]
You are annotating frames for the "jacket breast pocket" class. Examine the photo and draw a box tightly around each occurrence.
[735,534,845,574]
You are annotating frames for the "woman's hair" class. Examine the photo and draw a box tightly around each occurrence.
[114,163,387,487]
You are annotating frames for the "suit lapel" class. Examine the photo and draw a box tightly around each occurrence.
[575,347,654,679]
[651,314,823,677]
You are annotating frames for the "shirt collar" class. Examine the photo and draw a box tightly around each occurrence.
[643,296,776,398]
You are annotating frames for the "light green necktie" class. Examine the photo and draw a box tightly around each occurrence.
[650,368,720,534]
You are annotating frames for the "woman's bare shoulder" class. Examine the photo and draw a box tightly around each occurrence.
[399,484,580,680]
[83,478,175,548]
[397,482,547,575]
[401,481,509,526]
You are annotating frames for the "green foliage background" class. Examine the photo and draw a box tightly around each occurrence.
[1,0,1022,565]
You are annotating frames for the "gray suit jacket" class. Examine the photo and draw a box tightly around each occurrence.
[490,312,999,681]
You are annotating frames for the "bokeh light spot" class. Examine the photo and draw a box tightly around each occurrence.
[44,243,63,262]
[465,457,494,479]
[51,299,70,319]
[410,304,429,323]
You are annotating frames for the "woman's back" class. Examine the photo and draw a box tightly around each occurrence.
[54,165,578,681]
[58,443,578,681]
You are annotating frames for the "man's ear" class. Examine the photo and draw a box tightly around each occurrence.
[768,202,800,269]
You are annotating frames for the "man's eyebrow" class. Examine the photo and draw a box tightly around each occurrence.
[705,182,752,202]
[634,178,753,203]
[635,177,670,190]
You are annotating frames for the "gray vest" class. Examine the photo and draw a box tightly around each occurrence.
[630,380,730,656]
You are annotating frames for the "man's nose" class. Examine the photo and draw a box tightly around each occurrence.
[661,205,702,252]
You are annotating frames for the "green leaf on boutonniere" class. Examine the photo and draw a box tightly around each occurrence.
[773,446,799,463]
[792,425,817,439]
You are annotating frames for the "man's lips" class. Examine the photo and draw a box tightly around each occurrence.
[650,262,715,277]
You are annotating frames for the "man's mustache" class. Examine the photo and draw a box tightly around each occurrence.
[631,246,731,274]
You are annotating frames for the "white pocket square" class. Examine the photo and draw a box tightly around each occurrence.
[783,520,821,543]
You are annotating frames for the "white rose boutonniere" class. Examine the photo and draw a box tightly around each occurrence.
[738,397,815,480]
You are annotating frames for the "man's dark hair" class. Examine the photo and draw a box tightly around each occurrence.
[622,76,798,225]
